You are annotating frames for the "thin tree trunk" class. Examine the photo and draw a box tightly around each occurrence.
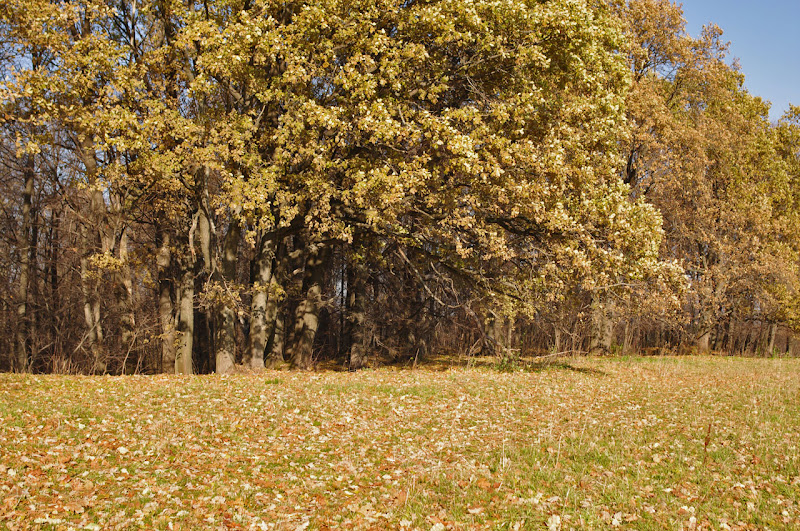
[79,230,105,373]
[28,198,41,362]
[622,321,632,355]
[14,154,34,373]
[767,322,777,357]
[77,136,108,374]
[48,209,60,357]
[506,317,514,355]
[118,230,137,373]
[289,242,329,369]
[554,324,562,353]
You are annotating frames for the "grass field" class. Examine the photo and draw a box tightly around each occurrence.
[1,356,799,530]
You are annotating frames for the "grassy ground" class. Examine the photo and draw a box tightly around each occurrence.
[1,356,799,530]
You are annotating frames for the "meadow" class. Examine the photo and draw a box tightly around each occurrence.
[1,356,799,530]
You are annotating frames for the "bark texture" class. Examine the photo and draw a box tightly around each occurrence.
[289,243,329,369]
[156,228,177,372]
[215,220,241,374]
[175,258,194,375]
[14,154,34,373]
[248,234,276,369]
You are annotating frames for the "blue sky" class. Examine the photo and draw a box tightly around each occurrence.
[680,0,800,121]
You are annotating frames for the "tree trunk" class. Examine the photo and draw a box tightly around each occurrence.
[492,313,504,354]
[156,226,176,373]
[14,154,34,373]
[265,243,290,367]
[696,330,711,353]
[553,324,562,353]
[268,307,286,366]
[215,220,241,374]
[289,242,329,369]
[77,136,108,374]
[347,259,368,370]
[28,198,40,362]
[248,233,278,369]
[621,320,632,354]
[766,322,777,357]
[713,319,728,352]
[191,171,214,372]
[175,259,194,375]
[47,209,61,358]
[589,296,614,354]
[483,311,503,356]
[118,230,137,373]
[741,323,755,356]
[80,239,105,373]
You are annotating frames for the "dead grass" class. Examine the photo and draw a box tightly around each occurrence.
[1,356,799,530]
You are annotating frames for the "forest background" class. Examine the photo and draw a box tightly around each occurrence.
[1,0,799,375]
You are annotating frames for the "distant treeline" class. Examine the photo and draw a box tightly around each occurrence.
[1,0,798,374]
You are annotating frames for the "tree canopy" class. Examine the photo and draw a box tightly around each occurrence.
[1,0,798,373]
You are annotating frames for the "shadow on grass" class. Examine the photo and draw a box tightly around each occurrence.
[523,360,607,376]
[315,352,608,375]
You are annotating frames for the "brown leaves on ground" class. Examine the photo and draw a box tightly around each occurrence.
[1,357,799,529]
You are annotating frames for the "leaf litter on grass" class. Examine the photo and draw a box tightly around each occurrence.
[0,357,799,530]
